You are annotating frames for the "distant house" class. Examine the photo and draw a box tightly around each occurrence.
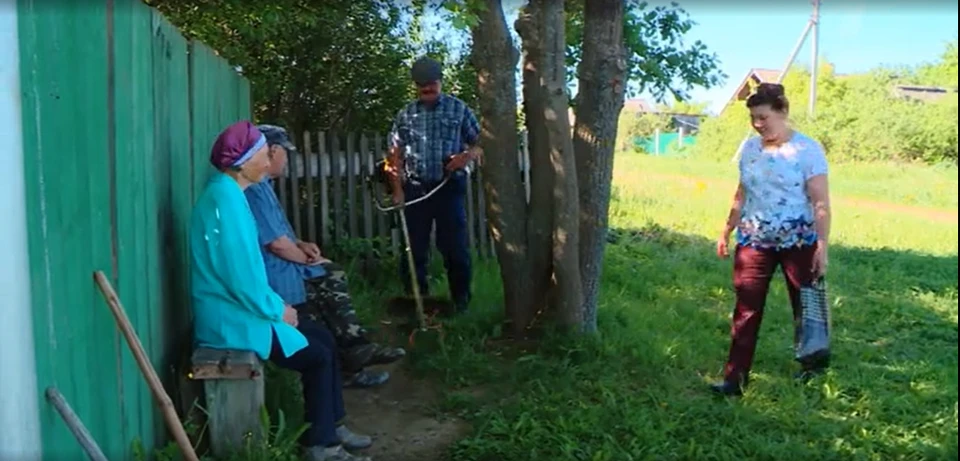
[670,114,705,133]
[727,68,782,106]
[623,98,654,114]
[891,84,955,102]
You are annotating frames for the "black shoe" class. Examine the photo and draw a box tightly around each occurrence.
[709,375,749,397]
[343,369,390,389]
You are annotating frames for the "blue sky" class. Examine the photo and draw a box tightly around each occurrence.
[652,0,959,113]
[419,1,957,113]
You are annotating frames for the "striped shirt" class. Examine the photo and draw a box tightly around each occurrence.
[387,94,480,183]
[244,179,326,306]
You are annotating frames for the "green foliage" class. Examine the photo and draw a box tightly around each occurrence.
[616,112,670,152]
[916,40,959,88]
[147,0,416,133]
[440,0,488,30]
[564,0,726,102]
[693,47,959,164]
[616,101,707,153]
[131,400,306,461]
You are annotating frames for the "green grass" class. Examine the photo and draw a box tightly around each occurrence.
[366,154,958,461]
[627,154,959,210]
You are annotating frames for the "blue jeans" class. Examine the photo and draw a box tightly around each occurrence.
[269,318,345,447]
[399,176,472,306]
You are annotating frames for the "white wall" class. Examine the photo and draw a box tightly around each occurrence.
[0,1,43,459]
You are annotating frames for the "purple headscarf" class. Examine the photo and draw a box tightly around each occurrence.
[209,120,267,170]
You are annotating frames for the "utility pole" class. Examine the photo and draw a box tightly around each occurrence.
[731,0,820,162]
[809,0,821,117]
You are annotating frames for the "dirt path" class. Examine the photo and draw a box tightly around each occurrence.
[343,361,469,461]
[649,172,958,224]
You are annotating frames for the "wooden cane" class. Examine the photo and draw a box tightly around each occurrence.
[93,271,199,461]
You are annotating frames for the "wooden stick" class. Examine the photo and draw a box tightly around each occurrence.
[93,271,200,461]
[45,387,108,461]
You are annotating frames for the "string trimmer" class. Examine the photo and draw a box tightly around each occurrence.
[368,152,461,346]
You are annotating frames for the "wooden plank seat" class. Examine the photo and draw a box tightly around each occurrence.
[189,348,265,457]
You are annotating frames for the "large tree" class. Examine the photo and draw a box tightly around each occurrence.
[148,0,417,133]
[463,0,723,336]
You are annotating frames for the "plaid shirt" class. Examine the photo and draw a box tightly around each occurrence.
[388,94,480,183]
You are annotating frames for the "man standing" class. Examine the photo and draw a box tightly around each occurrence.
[386,56,483,313]
[246,124,406,388]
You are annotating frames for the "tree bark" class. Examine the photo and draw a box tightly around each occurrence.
[519,0,584,330]
[572,0,627,333]
[470,0,538,337]
[514,2,555,334]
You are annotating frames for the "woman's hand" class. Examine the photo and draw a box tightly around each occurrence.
[812,242,829,277]
[716,232,731,259]
[282,305,299,328]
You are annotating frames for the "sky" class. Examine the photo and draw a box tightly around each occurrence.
[674,0,959,113]
[420,0,958,114]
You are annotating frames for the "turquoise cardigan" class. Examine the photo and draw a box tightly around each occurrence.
[189,173,308,360]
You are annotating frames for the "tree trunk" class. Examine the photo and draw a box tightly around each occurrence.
[518,0,584,330]
[515,2,555,334]
[469,0,537,338]
[573,0,627,333]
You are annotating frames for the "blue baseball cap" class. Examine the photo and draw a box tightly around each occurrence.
[411,57,443,86]
[257,124,298,153]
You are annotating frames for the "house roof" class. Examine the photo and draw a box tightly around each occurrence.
[892,84,956,102]
[751,68,781,83]
[623,98,653,113]
[728,68,781,102]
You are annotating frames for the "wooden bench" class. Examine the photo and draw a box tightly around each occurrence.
[190,348,265,456]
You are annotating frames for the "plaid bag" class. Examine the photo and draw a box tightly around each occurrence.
[794,276,831,368]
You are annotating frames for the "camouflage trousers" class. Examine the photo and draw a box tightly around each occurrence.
[301,262,370,349]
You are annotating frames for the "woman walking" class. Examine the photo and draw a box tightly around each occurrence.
[712,83,832,396]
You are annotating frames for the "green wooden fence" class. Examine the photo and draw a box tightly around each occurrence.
[17,0,251,457]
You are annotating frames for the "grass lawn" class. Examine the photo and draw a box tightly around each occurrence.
[350,154,958,461]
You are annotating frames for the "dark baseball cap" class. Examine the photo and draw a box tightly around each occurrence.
[411,57,443,86]
[257,124,298,153]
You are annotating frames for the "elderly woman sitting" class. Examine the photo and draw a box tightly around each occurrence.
[189,120,374,461]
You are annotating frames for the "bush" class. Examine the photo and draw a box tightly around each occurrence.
[693,45,958,164]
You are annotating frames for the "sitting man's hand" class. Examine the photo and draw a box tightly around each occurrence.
[297,240,321,261]
[282,304,299,327]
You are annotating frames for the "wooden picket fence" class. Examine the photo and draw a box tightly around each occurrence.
[273,130,532,260]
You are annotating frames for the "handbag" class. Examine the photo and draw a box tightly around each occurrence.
[794,276,831,369]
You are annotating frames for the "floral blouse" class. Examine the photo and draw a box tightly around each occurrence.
[736,132,828,250]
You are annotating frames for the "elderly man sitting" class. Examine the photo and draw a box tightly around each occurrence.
[191,120,372,461]
[244,124,405,388]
